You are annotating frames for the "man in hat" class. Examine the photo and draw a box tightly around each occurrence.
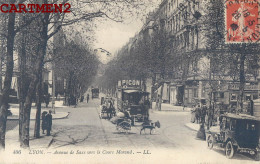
[46,110,53,136]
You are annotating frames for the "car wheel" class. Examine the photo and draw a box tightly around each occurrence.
[225,141,235,159]
[253,151,260,161]
[207,134,213,149]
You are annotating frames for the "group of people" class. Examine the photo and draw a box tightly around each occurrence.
[101,98,115,119]
[193,104,209,124]
[41,110,53,136]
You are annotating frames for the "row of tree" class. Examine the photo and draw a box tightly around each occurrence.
[0,0,158,150]
[55,41,99,105]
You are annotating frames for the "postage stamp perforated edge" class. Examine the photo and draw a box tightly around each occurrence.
[224,0,260,44]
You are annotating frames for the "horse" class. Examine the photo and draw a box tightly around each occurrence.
[140,120,160,135]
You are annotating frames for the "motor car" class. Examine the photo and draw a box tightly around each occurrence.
[207,113,260,160]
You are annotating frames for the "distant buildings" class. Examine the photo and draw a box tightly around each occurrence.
[117,0,260,111]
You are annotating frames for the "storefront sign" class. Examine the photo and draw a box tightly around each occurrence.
[228,84,258,90]
[118,80,142,88]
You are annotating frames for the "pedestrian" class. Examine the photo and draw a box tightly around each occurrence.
[41,111,48,134]
[45,93,50,108]
[107,100,114,119]
[87,94,89,103]
[201,104,207,124]
[144,97,150,120]
[46,110,53,136]
[195,104,201,124]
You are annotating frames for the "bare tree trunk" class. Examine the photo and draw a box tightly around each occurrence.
[207,60,212,130]
[20,12,49,148]
[18,16,27,143]
[0,5,16,150]
[34,78,42,138]
[0,36,4,92]
[238,53,246,113]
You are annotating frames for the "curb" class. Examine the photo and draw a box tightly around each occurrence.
[152,110,190,113]
[161,110,190,112]
[7,112,70,121]
[184,124,199,132]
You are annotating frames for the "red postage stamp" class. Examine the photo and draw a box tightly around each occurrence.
[225,0,259,43]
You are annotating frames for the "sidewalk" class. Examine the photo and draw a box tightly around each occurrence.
[8,101,70,120]
[5,124,54,150]
[5,101,70,150]
[185,123,220,133]
[152,102,192,112]
[185,122,200,131]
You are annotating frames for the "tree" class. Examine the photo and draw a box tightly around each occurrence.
[0,0,158,149]
[0,0,16,149]
[54,41,99,105]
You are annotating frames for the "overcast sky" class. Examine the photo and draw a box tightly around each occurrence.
[93,19,144,55]
[92,1,161,57]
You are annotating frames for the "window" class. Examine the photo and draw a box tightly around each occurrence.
[245,95,251,101]
[219,92,224,98]
[193,88,198,98]
[230,94,237,101]
[230,120,236,130]
[185,89,188,99]
[246,123,256,131]
[225,118,230,130]
[253,94,258,100]
[189,89,193,103]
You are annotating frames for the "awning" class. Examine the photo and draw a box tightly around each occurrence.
[123,90,149,94]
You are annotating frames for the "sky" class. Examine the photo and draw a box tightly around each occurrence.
[63,0,161,64]
[92,0,161,61]
[93,19,144,55]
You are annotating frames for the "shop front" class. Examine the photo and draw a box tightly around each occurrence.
[228,83,259,109]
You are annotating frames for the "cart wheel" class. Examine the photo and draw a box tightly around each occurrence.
[207,134,213,149]
[118,121,131,134]
[225,141,235,159]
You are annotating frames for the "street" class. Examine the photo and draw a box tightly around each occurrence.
[43,98,257,163]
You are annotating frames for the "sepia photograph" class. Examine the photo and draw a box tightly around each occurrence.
[0,0,260,163]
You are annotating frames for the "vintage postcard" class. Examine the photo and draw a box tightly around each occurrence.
[0,0,260,163]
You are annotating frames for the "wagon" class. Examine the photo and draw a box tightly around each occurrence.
[207,113,260,160]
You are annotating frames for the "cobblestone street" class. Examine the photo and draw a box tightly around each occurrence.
[31,98,256,163]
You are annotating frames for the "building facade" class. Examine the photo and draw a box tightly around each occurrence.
[117,0,260,112]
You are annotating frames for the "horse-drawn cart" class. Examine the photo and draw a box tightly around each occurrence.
[100,97,116,119]
[116,117,132,134]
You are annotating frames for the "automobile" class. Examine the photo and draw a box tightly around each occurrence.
[117,89,150,125]
[207,113,260,160]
